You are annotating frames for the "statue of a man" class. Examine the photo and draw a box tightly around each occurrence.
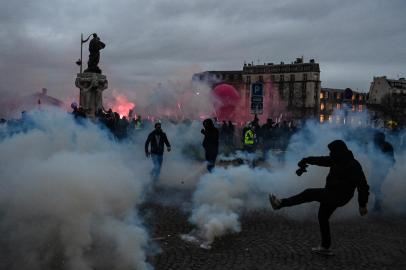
[84,33,105,74]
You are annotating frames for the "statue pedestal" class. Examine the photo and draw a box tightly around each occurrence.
[75,73,108,117]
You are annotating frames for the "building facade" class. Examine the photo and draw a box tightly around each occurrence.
[319,88,367,124]
[193,58,321,121]
[0,88,65,118]
[368,76,406,126]
[368,76,406,106]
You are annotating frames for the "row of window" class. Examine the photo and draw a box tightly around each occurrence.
[244,64,318,74]
[320,103,364,112]
[197,73,243,81]
[245,73,318,83]
[320,92,365,101]
[389,82,406,90]
[319,112,365,124]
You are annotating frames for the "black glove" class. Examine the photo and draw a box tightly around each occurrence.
[297,158,308,168]
[296,158,309,176]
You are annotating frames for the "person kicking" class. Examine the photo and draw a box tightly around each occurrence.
[269,140,369,256]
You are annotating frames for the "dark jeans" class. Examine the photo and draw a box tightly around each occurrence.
[151,154,163,182]
[281,188,346,249]
[243,144,256,153]
[205,151,217,173]
[206,154,217,173]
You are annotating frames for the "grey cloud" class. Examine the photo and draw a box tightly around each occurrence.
[0,0,405,102]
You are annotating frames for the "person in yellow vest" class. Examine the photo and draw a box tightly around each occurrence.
[243,122,257,153]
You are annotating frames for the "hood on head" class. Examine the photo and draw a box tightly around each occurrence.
[328,140,352,162]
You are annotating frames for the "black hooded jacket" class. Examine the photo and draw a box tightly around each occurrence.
[303,140,369,207]
[201,119,219,159]
[145,130,171,155]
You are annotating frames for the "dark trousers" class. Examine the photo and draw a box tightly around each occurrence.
[281,188,341,249]
[205,151,217,173]
[151,154,163,182]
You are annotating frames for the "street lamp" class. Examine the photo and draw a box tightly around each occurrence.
[76,33,94,74]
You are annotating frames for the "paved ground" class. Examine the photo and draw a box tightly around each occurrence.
[142,195,406,270]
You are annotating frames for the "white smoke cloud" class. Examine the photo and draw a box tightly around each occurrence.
[2,105,406,259]
[187,110,406,244]
[0,108,152,270]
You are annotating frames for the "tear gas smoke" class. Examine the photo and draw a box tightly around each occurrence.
[2,103,406,257]
[105,72,215,121]
[0,108,152,270]
[158,121,208,189]
[187,110,406,244]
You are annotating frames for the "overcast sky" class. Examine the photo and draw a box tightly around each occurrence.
[0,0,405,102]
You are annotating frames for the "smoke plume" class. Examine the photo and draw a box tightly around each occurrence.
[0,108,152,270]
[187,110,406,244]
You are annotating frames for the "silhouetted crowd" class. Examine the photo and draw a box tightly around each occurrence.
[1,107,405,159]
[70,103,143,140]
[0,111,34,136]
[217,116,300,157]
[69,103,300,151]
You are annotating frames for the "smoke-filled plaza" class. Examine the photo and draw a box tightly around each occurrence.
[1,1,406,270]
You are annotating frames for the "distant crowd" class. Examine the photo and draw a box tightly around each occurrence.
[67,101,301,152]
[1,104,405,157]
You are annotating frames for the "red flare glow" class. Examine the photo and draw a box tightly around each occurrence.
[109,93,135,118]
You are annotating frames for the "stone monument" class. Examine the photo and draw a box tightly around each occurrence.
[75,33,108,117]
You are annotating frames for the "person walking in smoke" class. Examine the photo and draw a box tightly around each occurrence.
[269,140,369,256]
[201,118,219,172]
[371,131,395,212]
[145,122,171,182]
[227,121,235,147]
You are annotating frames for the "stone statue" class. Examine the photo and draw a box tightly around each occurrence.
[84,33,105,74]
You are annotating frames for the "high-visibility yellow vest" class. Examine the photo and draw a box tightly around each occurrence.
[244,130,255,145]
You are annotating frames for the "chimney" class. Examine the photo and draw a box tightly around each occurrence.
[42,88,48,95]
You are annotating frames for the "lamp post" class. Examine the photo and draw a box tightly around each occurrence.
[76,33,93,74]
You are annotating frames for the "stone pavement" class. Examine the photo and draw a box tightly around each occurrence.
[141,201,406,270]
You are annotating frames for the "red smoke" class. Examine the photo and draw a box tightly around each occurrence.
[212,84,240,121]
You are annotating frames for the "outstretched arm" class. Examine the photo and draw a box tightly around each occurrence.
[300,156,333,167]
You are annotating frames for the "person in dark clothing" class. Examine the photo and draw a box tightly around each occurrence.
[269,140,369,255]
[220,121,228,144]
[145,122,171,182]
[252,114,260,130]
[71,103,86,123]
[371,131,395,211]
[117,116,129,140]
[261,118,275,156]
[227,121,235,147]
[201,118,219,172]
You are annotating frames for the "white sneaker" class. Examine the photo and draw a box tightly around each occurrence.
[269,194,282,210]
[311,246,334,256]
